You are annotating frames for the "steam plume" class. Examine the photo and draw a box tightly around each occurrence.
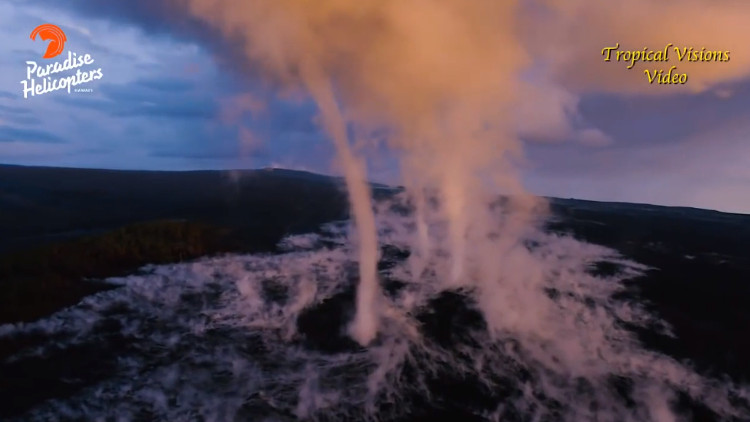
[178,0,534,344]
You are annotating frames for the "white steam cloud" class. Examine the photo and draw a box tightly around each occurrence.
[177,0,537,345]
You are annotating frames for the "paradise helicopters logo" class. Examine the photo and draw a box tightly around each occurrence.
[21,23,103,99]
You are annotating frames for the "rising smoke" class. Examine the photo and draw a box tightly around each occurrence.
[52,1,746,420]
[1,1,749,420]
[177,0,535,345]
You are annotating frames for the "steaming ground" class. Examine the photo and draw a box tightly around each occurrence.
[2,197,749,422]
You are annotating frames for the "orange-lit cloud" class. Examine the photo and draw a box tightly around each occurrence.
[176,0,534,344]
[522,0,750,95]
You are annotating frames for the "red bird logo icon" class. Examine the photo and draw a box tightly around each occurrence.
[30,24,67,59]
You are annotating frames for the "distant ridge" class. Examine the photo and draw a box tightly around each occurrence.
[1,164,747,256]
[0,164,397,191]
[3,164,744,216]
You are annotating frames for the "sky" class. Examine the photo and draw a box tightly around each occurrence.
[0,0,748,214]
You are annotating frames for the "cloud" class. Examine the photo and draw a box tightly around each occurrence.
[21,0,750,112]
[22,0,258,80]
[0,125,66,143]
[1,115,42,126]
[51,80,218,119]
[3,0,748,215]
[578,77,750,148]
[0,104,32,114]
[516,80,579,142]
[575,128,614,147]
[514,0,750,150]
[150,148,242,160]
[134,77,196,92]
[525,110,750,213]
[0,140,70,158]
[116,101,216,119]
[522,0,750,95]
